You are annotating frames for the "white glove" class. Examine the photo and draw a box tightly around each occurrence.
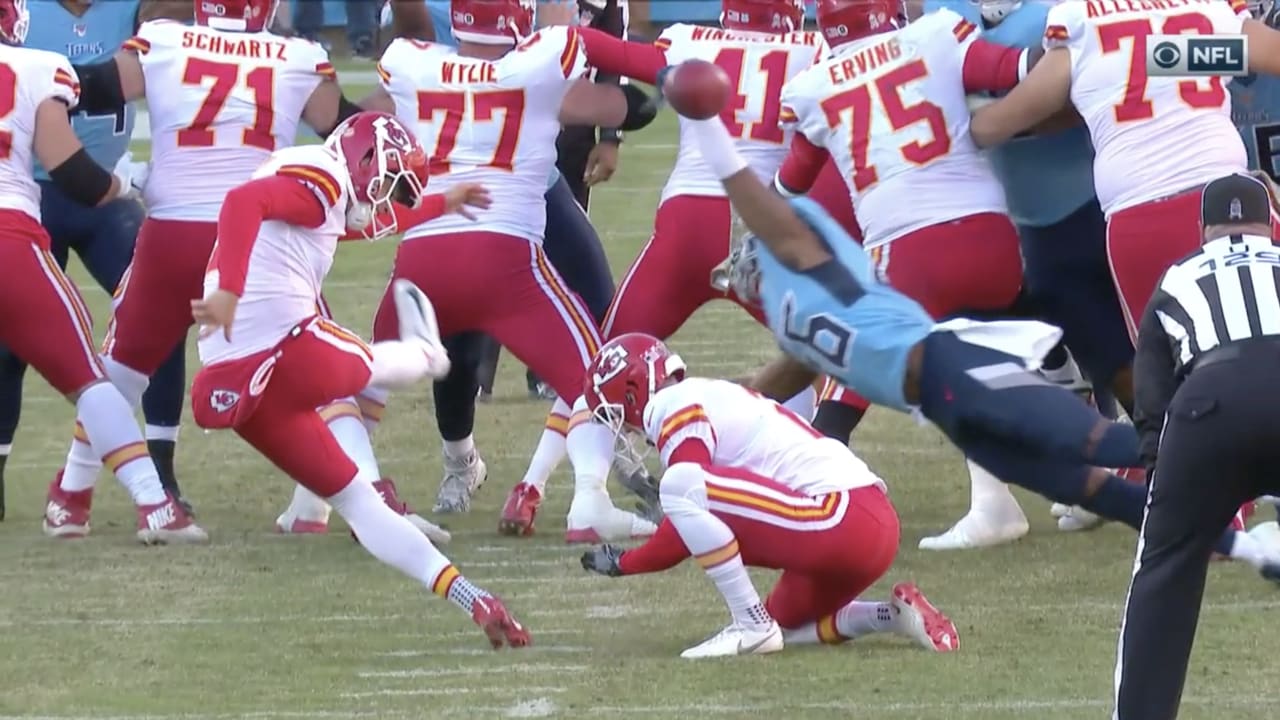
[111,151,149,201]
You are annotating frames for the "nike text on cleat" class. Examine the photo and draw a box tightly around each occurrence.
[434,453,487,514]
[679,621,783,659]
[892,582,959,653]
[42,474,93,539]
[135,495,209,545]
[499,483,542,536]
[470,596,532,650]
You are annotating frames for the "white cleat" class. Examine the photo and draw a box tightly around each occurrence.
[1249,521,1280,553]
[406,512,452,545]
[679,621,783,659]
[891,582,959,653]
[433,452,488,514]
[1050,503,1105,532]
[918,510,1029,551]
[392,279,450,379]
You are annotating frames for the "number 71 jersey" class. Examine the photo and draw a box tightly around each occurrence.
[127,20,335,222]
[1046,0,1248,215]
[655,24,827,203]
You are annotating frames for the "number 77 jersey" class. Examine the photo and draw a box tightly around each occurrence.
[655,24,828,203]
[780,9,1007,248]
[126,20,336,221]
[1045,0,1248,215]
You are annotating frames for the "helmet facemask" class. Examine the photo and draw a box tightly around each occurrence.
[729,234,763,305]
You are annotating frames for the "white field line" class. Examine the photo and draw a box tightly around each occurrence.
[1,695,1275,720]
[375,645,587,657]
[339,687,567,699]
[356,662,587,678]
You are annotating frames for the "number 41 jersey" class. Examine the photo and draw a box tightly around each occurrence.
[655,24,826,203]
[126,20,335,221]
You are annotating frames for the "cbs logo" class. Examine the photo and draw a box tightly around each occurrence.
[1151,40,1182,69]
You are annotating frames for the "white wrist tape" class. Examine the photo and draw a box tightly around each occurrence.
[690,118,748,180]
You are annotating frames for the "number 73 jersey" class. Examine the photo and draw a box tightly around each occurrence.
[126,20,335,222]
[656,25,826,203]
[780,9,1006,248]
[1045,0,1248,215]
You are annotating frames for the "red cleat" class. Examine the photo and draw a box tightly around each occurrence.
[43,473,93,539]
[891,582,959,653]
[471,596,531,649]
[498,483,541,537]
[136,494,208,545]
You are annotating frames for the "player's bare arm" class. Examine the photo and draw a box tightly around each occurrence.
[748,355,819,402]
[389,0,435,40]
[302,79,365,138]
[33,98,124,208]
[357,86,397,115]
[969,48,1071,148]
[137,0,192,25]
[1244,18,1280,75]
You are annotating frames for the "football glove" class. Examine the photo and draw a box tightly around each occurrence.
[580,544,625,577]
[111,151,148,201]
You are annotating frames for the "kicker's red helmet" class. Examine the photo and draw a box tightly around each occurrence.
[584,334,687,432]
[720,0,805,33]
[450,0,536,45]
[815,0,901,48]
[194,0,280,33]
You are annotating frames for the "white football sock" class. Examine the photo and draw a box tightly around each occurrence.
[782,600,898,645]
[102,355,149,408]
[565,396,653,538]
[660,462,771,631]
[75,383,166,505]
[1227,529,1268,569]
[144,424,179,442]
[327,478,473,614]
[443,435,476,463]
[357,388,387,434]
[519,397,570,493]
[60,424,100,492]
[323,400,380,483]
[369,340,436,387]
[782,385,816,421]
[964,460,1025,521]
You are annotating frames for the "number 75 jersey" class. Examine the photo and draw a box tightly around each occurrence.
[126,20,335,222]
[780,9,1006,248]
[655,24,827,203]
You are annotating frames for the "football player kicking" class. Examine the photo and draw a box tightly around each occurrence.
[360,0,673,543]
[189,110,528,648]
[661,75,1280,579]
[579,334,957,659]
[0,0,204,543]
[45,0,437,538]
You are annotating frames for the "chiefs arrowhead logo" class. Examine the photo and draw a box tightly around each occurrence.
[210,389,240,414]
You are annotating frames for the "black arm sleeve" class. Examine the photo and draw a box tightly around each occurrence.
[589,0,624,138]
[71,59,125,116]
[48,148,114,207]
[619,83,657,131]
[1133,291,1179,477]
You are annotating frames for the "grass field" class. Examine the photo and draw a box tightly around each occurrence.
[1,67,1277,720]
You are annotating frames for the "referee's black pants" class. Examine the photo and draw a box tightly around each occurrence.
[1114,345,1280,720]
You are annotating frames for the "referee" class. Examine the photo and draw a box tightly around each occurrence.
[1114,173,1280,720]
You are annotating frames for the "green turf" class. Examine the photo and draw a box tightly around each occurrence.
[4,111,1277,720]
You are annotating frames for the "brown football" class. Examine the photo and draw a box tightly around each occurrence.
[663,60,732,121]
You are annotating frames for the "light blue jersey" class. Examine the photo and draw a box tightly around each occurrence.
[1230,73,1280,181]
[757,199,935,413]
[27,0,139,179]
[926,0,1096,227]
[428,0,456,46]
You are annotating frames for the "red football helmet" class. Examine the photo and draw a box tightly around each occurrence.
[324,111,428,240]
[583,334,687,432]
[720,0,805,33]
[451,0,536,46]
[816,0,901,48]
[0,0,29,45]
[194,0,280,33]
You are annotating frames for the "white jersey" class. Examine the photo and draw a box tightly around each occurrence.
[198,145,350,365]
[379,26,588,243]
[128,20,335,221]
[781,10,1007,248]
[655,24,827,203]
[1045,0,1249,215]
[642,377,884,497]
[0,45,80,223]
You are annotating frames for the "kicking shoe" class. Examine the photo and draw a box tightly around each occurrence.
[275,509,329,534]
[43,474,93,538]
[680,621,783,659]
[391,279,450,379]
[471,596,531,649]
[433,452,488,513]
[136,494,208,545]
[918,510,1028,551]
[499,482,542,536]
[564,505,658,544]
[891,582,959,653]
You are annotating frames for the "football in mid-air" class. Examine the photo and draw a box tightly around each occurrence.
[663,60,731,121]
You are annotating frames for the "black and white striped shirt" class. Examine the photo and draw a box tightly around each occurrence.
[1134,233,1280,470]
